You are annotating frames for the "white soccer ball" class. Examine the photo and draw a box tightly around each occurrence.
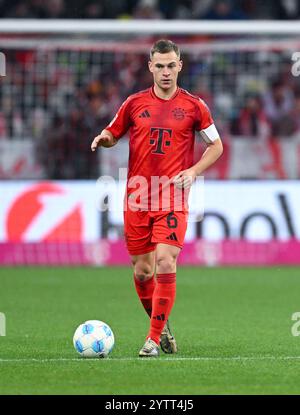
[73,320,115,358]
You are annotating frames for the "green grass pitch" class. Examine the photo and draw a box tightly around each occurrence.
[1,266,300,394]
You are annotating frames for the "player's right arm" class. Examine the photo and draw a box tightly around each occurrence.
[91,96,132,152]
[91,129,117,151]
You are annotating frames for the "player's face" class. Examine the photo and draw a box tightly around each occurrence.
[148,52,183,91]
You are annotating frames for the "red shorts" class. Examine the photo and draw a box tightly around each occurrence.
[124,209,188,256]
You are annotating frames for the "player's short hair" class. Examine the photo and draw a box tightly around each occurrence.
[150,40,180,59]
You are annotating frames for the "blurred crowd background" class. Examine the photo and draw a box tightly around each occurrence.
[0,0,300,180]
[1,0,300,20]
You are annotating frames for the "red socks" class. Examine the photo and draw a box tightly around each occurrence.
[147,273,176,345]
[134,273,177,346]
[134,274,156,317]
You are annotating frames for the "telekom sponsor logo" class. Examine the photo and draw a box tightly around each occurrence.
[6,182,83,241]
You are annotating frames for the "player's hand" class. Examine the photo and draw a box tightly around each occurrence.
[91,133,112,151]
[173,168,197,189]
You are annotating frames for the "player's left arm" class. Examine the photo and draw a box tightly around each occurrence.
[174,99,223,189]
[173,137,223,189]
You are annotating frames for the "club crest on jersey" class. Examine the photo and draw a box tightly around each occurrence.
[172,107,186,120]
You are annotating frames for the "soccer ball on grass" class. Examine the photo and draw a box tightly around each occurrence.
[73,320,114,358]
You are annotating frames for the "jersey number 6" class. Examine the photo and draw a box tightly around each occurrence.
[167,212,178,229]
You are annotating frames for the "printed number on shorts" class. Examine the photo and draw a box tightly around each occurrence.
[167,212,178,229]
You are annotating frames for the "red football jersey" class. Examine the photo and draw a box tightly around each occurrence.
[106,86,218,211]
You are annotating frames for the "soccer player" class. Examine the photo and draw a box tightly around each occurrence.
[91,40,223,357]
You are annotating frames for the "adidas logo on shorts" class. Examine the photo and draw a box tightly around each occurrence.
[166,232,178,241]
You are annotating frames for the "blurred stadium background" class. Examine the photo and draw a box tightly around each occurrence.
[1,0,300,267]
